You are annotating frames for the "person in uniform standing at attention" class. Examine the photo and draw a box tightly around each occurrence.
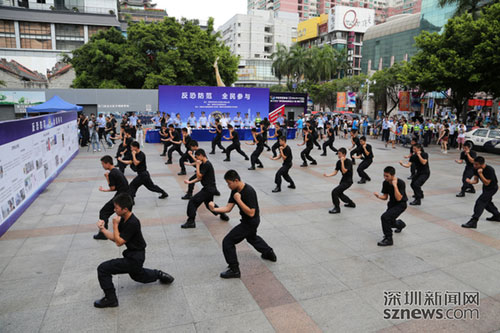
[151,112,162,129]
[173,113,182,136]
[233,112,243,129]
[243,113,252,129]
[159,124,171,157]
[220,114,228,128]
[323,147,356,214]
[462,156,500,228]
[166,124,183,165]
[187,112,197,129]
[271,136,295,193]
[373,166,408,246]
[399,144,430,206]
[246,128,265,170]
[177,128,192,175]
[181,149,229,228]
[199,111,208,129]
[209,119,226,154]
[353,136,374,184]
[254,112,262,128]
[223,124,249,162]
[208,170,277,279]
[270,122,284,158]
[94,193,174,308]
[455,142,477,197]
[93,155,130,240]
[349,130,362,165]
[298,127,317,167]
[320,122,338,156]
[120,141,169,200]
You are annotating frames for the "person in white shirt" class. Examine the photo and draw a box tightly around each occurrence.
[388,119,397,149]
[457,122,467,151]
[243,114,252,129]
[128,112,138,127]
[199,112,208,128]
[187,112,197,128]
[220,115,228,128]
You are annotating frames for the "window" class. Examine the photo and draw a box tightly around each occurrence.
[355,45,361,55]
[0,20,16,48]
[88,26,108,38]
[474,129,488,137]
[19,22,52,49]
[488,130,500,139]
[55,24,84,50]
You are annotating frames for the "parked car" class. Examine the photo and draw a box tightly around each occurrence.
[464,128,500,154]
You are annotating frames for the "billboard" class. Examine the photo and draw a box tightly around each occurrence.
[347,92,357,108]
[0,111,79,236]
[269,92,308,123]
[399,91,411,111]
[328,5,375,33]
[0,91,46,113]
[337,92,346,108]
[158,86,269,123]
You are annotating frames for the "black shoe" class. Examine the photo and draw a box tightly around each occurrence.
[222,150,227,154]
[288,183,296,189]
[300,163,308,167]
[267,148,271,152]
[329,207,341,214]
[317,148,321,151]
[245,156,249,161]
[366,178,371,182]
[214,190,221,196]
[311,160,317,165]
[93,232,107,240]
[177,171,186,176]
[344,202,356,208]
[181,220,196,229]
[377,237,393,246]
[248,167,256,170]
[220,213,230,222]
[181,193,192,200]
[465,188,475,193]
[261,249,277,262]
[461,219,477,229]
[223,158,230,162]
[409,199,421,206]
[394,220,406,233]
[158,193,168,199]
[94,297,118,308]
[320,153,326,156]
[158,270,175,284]
[486,215,500,222]
[272,186,281,193]
[209,152,215,155]
[456,192,465,197]
[160,153,166,156]
[257,164,264,168]
[165,160,172,165]
[220,267,241,279]
[357,179,366,184]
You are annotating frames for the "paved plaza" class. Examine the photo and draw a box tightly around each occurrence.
[2,135,500,332]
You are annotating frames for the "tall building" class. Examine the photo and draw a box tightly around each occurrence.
[0,0,120,74]
[119,0,167,25]
[218,9,299,87]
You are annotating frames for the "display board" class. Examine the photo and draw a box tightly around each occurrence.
[328,5,375,33]
[0,111,78,236]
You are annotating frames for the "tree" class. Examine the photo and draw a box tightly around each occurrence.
[68,17,239,88]
[370,63,408,115]
[271,43,289,85]
[287,44,311,86]
[438,0,483,19]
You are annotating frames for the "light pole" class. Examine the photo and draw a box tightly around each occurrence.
[364,78,376,115]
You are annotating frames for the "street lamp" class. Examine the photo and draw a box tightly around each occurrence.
[364,78,376,115]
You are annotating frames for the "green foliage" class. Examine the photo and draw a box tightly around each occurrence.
[68,17,239,89]
[370,63,407,115]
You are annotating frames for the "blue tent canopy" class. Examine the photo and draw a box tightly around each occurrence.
[26,95,83,113]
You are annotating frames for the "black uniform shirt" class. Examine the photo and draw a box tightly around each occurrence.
[382,178,408,207]
[460,150,477,169]
[255,134,264,148]
[231,131,240,144]
[336,159,353,183]
[327,127,334,138]
[361,144,374,160]
[474,165,498,190]
[131,151,147,173]
[171,131,181,146]
[216,124,223,137]
[228,184,260,223]
[200,160,217,190]
[409,152,430,175]
[306,133,313,148]
[109,168,129,194]
[353,136,361,148]
[119,214,147,251]
[282,145,292,165]
[276,129,283,138]
[184,134,192,149]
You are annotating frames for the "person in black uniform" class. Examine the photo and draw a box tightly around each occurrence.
[271,136,295,192]
[120,141,168,200]
[181,149,229,228]
[320,122,337,156]
[353,136,374,184]
[223,125,249,162]
[166,124,183,164]
[94,155,130,240]
[94,193,174,308]
[159,124,171,156]
[258,119,272,151]
[270,123,284,158]
[209,119,226,154]
[399,144,430,206]
[298,127,317,167]
[349,130,362,165]
[177,128,192,175]
[323,147,355,214]
[462,156,500,228]
[116,130,133,174]
[208,170,277,278]
[455,142,477,197]
[246,128,264,170]
[404,138,418,180]
[374,166,408,246]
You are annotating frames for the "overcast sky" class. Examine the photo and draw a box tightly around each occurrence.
[156,0,248,29]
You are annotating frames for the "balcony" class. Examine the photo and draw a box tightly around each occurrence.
[0,0,117,15]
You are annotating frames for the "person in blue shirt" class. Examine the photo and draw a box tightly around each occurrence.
[233,112,243,128]
[352,118,359,134]
[362,116,369,136]
[187,112,197,128]
[296,116,304,138]
[151,112,161,129]
[243,114,252,129]
[199,111,208,128]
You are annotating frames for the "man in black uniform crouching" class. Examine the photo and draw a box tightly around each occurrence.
[94,193,174,308]
[323,147,356,214]
[374,166,407,246]
[271,136,295,192]
[94,155,129,240]
[209,170,276,278]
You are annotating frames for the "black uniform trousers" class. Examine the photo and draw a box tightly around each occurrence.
[331,181,354,208]
[222,219,272,269]
[98,250,158,297]
[275,163,293,187]
[211,135,225,153]
[424,131,432,147]
[472,186,500,220]
[161,141,172,155]
[350,147,362,163]
[187,188,219,222]
[381,202,407,238]
[179,152,194,173]
[382,129,389,142]
[461,167,475,193]
[99,195,119,229]
[271,141,280,157]
[117,161,128,174]
[410,163,416,178]
[98,127,105,140]
[167,144,183,161]
[322,138,337,155]
[312,135,321,149]
[129,171,166,199]
[226,143,248,160]
[301,146,315,163]
[251,146,264,167]
[357,158,373,181]
[411,173,430,200]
